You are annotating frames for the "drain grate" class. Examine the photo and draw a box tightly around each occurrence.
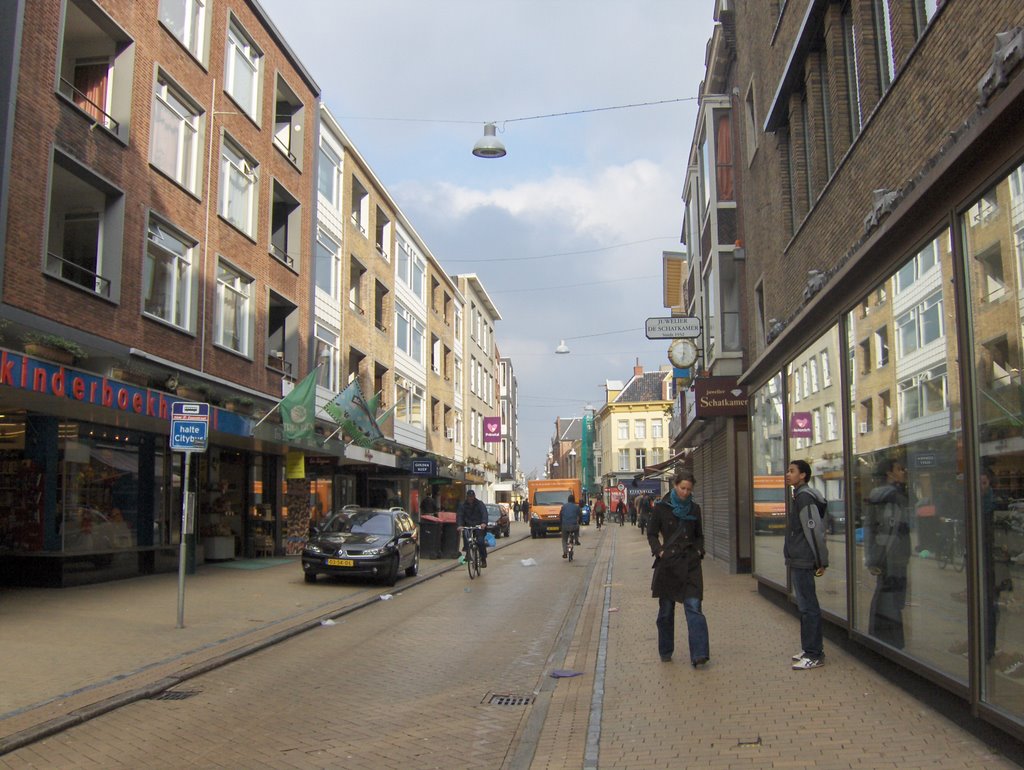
[487,693,535,706]
[151,689,201,701]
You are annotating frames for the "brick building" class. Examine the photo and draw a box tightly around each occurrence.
[701,0,1024,739]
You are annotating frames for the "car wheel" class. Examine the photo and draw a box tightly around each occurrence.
[405,547,419,577]
[304,572,317,584]
[384,554,399,586]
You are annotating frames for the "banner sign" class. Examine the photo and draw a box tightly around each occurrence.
[790,411,813,438]
[483,416,501,443]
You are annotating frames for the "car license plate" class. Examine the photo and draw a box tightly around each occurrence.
[326,558,354,567]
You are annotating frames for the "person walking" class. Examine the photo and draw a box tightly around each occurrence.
[785,459,829,669]
[647,469,709,667]
[457,490,489,567]
[559,493,582,559]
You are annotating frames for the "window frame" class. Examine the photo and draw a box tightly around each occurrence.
[224,17,262,121]
[143,212,196,331]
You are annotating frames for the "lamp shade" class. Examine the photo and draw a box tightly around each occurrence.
[473,123,506,158]
[555,340,570,354]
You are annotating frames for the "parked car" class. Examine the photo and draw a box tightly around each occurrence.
[302,508,419,586]
[486,503,510,538]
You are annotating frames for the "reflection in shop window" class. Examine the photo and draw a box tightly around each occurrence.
[847,228,965,683]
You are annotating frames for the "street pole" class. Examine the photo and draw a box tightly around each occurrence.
[176,452,193,628]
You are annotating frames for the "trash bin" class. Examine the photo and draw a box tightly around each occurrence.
[439,511,461,559]
[419,515,442,559]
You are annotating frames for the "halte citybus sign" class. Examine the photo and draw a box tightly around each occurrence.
[645,316,701,339]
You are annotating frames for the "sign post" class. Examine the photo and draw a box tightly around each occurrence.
[645,316,701,339]
[170,402,209,628]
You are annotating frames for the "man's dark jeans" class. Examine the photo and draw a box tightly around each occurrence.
[791,566,823,659]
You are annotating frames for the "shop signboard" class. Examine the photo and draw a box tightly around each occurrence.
[693,377,748,417]
[483,416,501,442]
[411,459,436,476]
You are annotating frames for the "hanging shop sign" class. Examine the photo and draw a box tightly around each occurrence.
[790,412,813,438]
[693,377,748,417]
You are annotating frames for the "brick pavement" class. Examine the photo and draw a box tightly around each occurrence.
[2,521,1023,768]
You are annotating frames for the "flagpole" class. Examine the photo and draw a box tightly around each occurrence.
[250,361,324,434]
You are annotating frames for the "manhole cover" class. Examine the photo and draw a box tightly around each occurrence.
[151,689,201,701]
[487,693,534,706]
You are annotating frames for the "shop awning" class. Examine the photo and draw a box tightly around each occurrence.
[636,450,691,481]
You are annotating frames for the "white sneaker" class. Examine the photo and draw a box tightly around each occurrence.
[791,651,807,661]
[792,656,824,670]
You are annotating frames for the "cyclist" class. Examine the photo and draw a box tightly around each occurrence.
[593,497,606,529]
[615,499,626,526]
[560,493,582,559]
[457,490,489,568]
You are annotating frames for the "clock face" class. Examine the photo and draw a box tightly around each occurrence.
[668,338,698,368]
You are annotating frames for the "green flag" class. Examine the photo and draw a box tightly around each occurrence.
[279,368,318,441]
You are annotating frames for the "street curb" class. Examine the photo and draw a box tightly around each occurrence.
[0,533,529,756]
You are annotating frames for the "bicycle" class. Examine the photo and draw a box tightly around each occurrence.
[566,531,575,562]
[462,525,486,579]
[937,516,966,573]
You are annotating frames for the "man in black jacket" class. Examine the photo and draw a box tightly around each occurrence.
[457,490,489,567]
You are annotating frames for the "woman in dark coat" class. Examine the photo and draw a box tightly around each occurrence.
[647,469,709,666]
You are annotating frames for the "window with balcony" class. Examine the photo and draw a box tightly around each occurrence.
[349,256,366,316]
[346,348,366,389]
[264,290,296,374]
[224,18,261,119]
[270,180,300,268]
[216,260,252,355]
[273,75,303,166]
[150,72,202,192]
[159,0,207,62]
[57,0,135,142]
[314,229,339,297]
[219,137,258,237]
[143,214,194,330]
[876,326,889,367]
[317,140,341,209]
[351,177,369,236]
[375,207,391,260]
[977,245,1007,303]
[431,334,441,375]
[374,280,389,333]
[45,150,123,299]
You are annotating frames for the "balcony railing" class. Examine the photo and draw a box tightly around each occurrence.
[58,78,119,133]
[269,243,295,268]
[45,252,111,297]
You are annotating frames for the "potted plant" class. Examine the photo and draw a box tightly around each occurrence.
[175,381,211,401]
[110,361,150,387]
[23,333,86,365]
[224,395,255,415]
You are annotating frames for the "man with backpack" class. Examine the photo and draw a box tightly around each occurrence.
[785,459,829,670]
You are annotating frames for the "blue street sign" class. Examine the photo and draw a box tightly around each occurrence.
[170,401,209,452]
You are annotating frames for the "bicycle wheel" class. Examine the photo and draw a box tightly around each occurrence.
[955,539,966,573]
[568,542,574,562]
[472,539,482,577]
[466,539,476,580]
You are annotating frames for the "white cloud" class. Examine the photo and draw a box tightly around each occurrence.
[396,159,680,243]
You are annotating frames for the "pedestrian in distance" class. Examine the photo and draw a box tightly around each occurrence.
[785,459,829,670]
[513,499,521,523]
[420,493,437,515]
[559,493,582,558]
[629,497,638,526]
[456,490,489,567]
[647,469,710,667]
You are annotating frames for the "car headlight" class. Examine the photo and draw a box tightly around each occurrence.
[306,544,322,555]
[361,547,384,556]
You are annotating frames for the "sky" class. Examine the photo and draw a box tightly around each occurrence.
[258,0,718,476]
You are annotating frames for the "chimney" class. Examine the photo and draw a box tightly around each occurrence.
[633,358,643,378]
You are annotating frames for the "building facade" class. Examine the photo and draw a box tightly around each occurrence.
[719,0,1024,739]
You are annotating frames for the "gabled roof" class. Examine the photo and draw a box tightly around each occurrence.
[614,371,671,404]
[557,417,582,442]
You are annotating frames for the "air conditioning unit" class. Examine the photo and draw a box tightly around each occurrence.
[445,428,455,440]
[859,421,869,434]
